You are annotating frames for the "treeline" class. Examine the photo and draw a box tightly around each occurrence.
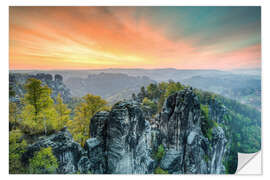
[9,78,109,174]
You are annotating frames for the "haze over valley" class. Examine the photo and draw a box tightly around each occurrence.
[11,68,261,109]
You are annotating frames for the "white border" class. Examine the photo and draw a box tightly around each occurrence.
[1,0,270,180]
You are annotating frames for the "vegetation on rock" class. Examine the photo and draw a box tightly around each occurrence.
[28,147,58,174]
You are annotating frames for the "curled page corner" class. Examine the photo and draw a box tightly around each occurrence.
[236,151,262,175]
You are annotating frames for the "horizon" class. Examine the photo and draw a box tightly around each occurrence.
[9,7,261,70]
[10,67,261,72]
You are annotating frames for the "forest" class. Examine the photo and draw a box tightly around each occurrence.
[9,77,261,174]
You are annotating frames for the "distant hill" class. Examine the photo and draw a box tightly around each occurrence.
[65,73,156,104]
[183,74,261,110]
[11,68,261,108]
[11,68,229,82]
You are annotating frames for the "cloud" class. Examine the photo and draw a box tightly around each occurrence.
[9,7,261,70]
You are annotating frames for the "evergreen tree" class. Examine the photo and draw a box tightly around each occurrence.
[68,94,107,146]
[24,78,52,121]
[21,78,57,135]
[55,93,71,130]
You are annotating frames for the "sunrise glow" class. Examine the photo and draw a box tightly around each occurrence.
[9,7,261,70]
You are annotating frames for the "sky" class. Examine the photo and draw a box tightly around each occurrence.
[9,6,261,70]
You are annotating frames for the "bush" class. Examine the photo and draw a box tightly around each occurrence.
[9,130,27,174]
[155,144,165,161]
[154,167,168,174]
[28,147,58,174]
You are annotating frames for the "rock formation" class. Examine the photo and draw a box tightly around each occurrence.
[9,73,72,103]
[158,88,229,174]
[86,101,154,174]
[22,88,231,174]
[22,128,90,174]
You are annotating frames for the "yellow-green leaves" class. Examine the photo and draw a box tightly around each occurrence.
[29,147,58,174]
[68,94,107,146]
[55,93,71,130]
[21,78,57,135]
[24,78,53,119]
[154,167,168,174]
[9,129,27,174]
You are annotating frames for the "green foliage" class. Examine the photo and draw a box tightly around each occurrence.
[21,104,58,135]
[226,111,261,153]
[206,128,213,141]
[55,93,71,130]
[195,88,261,173]
[141,81,260,174]
[21,78,57,135]
[28,147,58,174]
[200,104,209,120]
[9,102,20,130]
[164,81,185,98]
[200,104,214,140]
[142,97,158,115]
[143,81,185,112]
[9,129,27,174]
[68,94,107,146]
[24,78,53,120]
[147,83,160,100]
[155,144,165,161]
[154,167,168,174]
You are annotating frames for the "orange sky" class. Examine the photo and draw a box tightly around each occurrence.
[9,7,261,70]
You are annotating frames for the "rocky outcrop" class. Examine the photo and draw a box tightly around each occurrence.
[158,88,229,174]
[9,73,72,103]
[22,128,90,174]
[106,101,154,174]
[21,88,231,174]
[85,88,231,174]
[86,101,154,174]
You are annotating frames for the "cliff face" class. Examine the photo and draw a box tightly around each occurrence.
[158,88,229,174]
[22,88,231,174]
[158,89,209,173]
[86,101,154,174]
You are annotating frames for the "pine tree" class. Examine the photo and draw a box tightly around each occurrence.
[68,94,107,146]
[55,93,71,130]
[24,78,53,121]
[21,78,56,135]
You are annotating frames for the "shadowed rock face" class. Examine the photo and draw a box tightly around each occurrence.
[158,88,228,174]
[87,102,154,174]
[22,128,90,174]
[106,101,154,174]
